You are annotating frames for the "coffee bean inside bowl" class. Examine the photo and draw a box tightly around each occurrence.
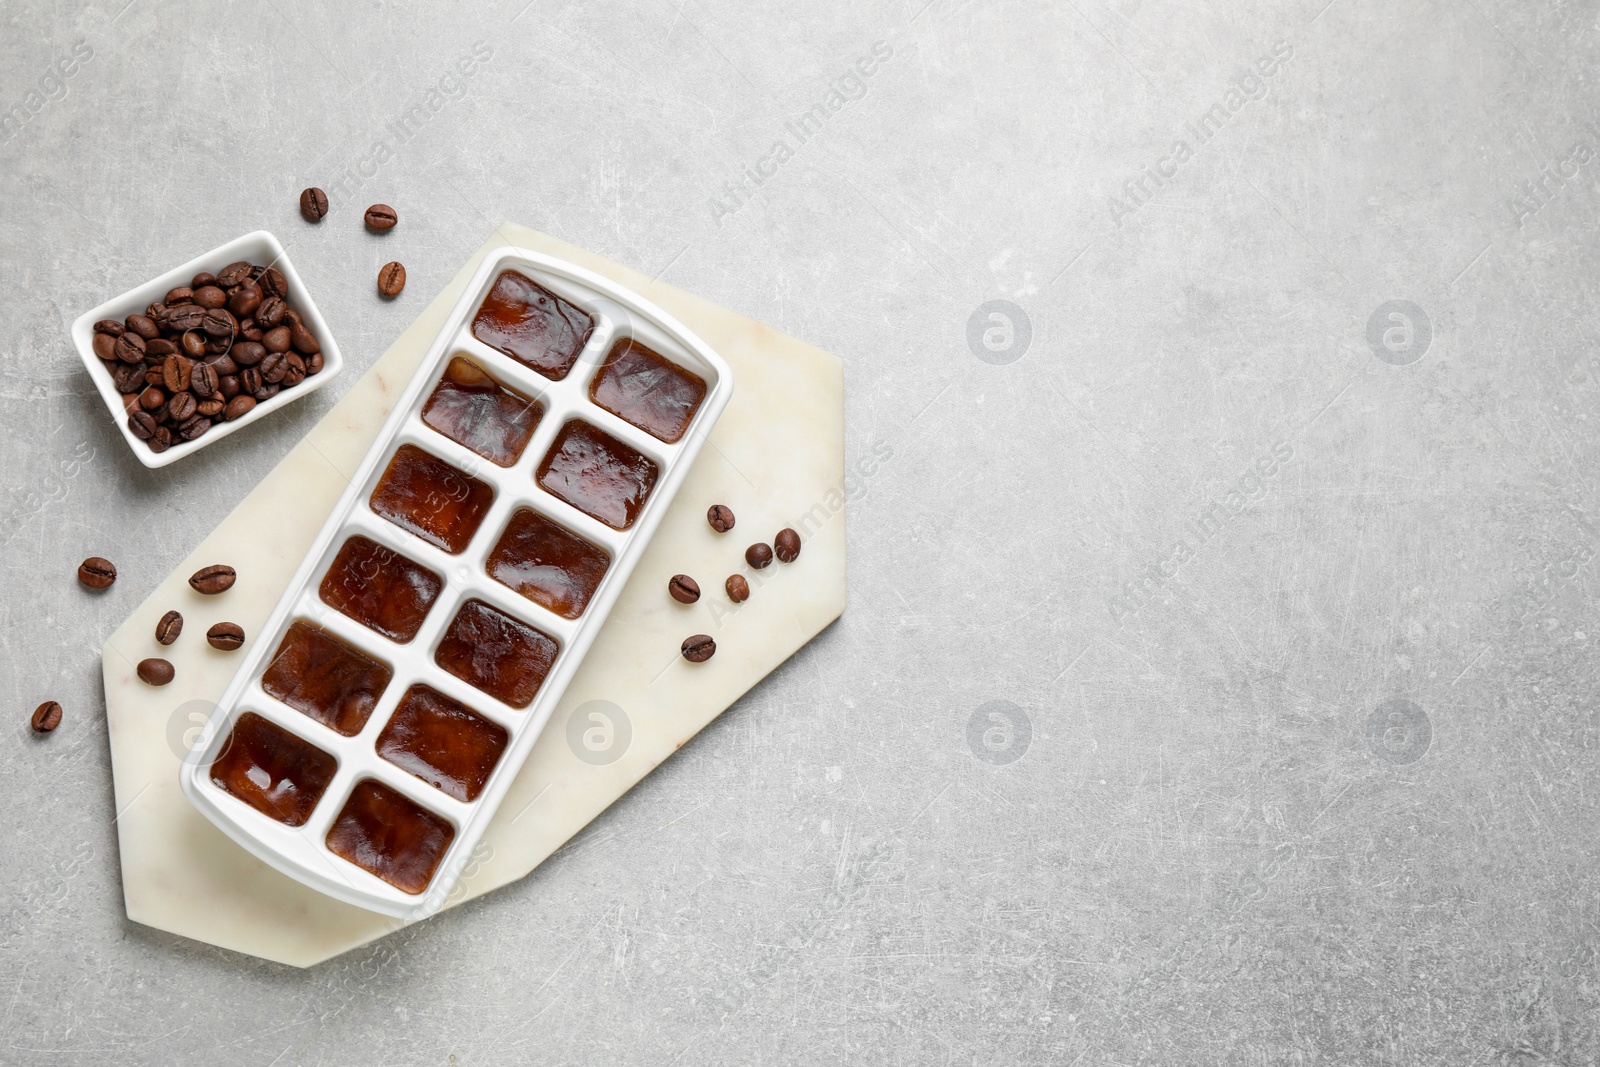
[91,260,324,453]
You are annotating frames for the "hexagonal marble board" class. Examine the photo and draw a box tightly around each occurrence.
[101,224,845,967]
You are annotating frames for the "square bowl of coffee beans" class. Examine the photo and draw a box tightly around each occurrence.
[71,230,344,468]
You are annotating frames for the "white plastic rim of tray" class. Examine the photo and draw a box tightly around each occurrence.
[69,230,346,469]
[178,247,734,920]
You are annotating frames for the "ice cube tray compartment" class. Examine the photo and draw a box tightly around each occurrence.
[180,249,733,918]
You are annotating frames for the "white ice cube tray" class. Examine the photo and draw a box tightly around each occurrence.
[179,247,733,920]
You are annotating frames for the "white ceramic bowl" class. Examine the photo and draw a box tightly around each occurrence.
[70,230,344,468]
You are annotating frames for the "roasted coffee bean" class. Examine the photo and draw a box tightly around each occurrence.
[92,332,117,360]
[112,362,145,392]
[681,634,716,662]
[217,261,252,288]
[224,395,255,420]
[191,271,217,288]
[289,320,319,354]
[203,334,232,357]
[146,301,167,320]
[707,504,735,532]
[166,392,197,422]
[154,609,183,645]
[93,318,125,337]
[194,285,226,309]
[237,316,255,334]
[165,304,207,331]
[148,426,171,453]
[261,326,291,353]
[261,266,287,299]
[206,622,245,650]
[128,410,158,438]
[241,325,263,342]
[201,308,235,337]
[219,374,241,400]
[122,393,141,415]
[364,203,398,230]
[227,281,262,318]
[745,542,773,569]
[162,354,193,392]
[256,295,286,328]
[204,353,238,375]
[30,700,63,733]
[304,351,324,375]
[240,367,262,393]
[259,350,288,383]
[136,658,175,686]
[189,564,236,594]
[668,574,701,604]
[138,386,166,411]
[78,556,117,588]
[146,337,178,357]
[190,361,219,398]
[178,415,212,441]
[231,341,265,367]
[377,261,406,297]
[125,313,159,340]
[299,186,329,222]
[165,286,194,305]
[114,332,146,364]
[281,353,306,387]
[774,528,801,563]
[726,574,750,603]
[251,382,281,402]
[282,307,302,327]
[196,397,224,417]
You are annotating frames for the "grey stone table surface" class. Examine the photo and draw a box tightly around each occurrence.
[3,0,1598,1062]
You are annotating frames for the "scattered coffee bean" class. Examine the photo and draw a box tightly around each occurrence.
[745,542,773,569]
[206,622,245,651]
[188,564,236,594]
[364,203,398,230]
[155,609,183,645]
[30,700,63,733]
[774,528,801,563]
[78,556,116,588]
[669,574,701,604]
[707,504,736,532]
[300,186,329,222]
[681,634,716,662]
[726,574,750,603]
[136,658,175,686]
[377,261,406,298]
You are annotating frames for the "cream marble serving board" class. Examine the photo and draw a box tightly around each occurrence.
[101,224,846,967]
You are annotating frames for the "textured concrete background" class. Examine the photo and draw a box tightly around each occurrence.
[3,0,1599,1062]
